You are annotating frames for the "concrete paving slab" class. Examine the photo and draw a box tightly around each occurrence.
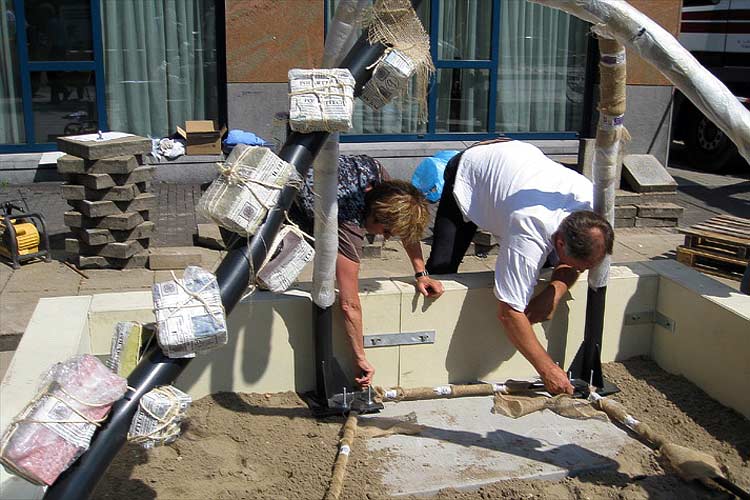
[615,229,684,259]
[363,396,635,497]
[0,264,12,292]
[0,292,48,337]
[611,241,650,264]
[622,154,678,193]
[78,268,154,293]
[3,261,81,293]
[148,246,205,270]
[0,351,14,382]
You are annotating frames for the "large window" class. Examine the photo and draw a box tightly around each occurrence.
[101,0,219,139]
[0,0,221,152]
[326,0,590,140]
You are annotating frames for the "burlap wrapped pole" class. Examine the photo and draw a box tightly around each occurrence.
[589,391,730,490]
[589,36,626,289]
[374,383,498,402]
[324,411,359,500]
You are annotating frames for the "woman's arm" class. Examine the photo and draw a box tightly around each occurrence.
[335,253,375,387]
[402,240,444,298]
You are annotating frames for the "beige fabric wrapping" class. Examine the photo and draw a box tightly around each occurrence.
[358,412,425,438]
[493,394,608,421]
[547,396,609,421]
[325,411,359,500]
[361,0,434,123]
[598,38,626,118]
[633,421,667,449]
[595,396,725,483]
[597,398,630,423]
[379,384,496,401]
[492,393,547,418]
[449,384,495,398]
[402,387,444,400]
[660,443,724,482]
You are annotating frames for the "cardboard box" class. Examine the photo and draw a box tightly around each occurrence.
[176,120,226,155]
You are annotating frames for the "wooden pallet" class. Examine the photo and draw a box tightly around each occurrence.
[679,215,750,260]
[677,215,749,280]
[676,246,747,280]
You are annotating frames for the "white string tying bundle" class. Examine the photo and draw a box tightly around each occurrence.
[289,69,355,133]
[255,220,316,294]
[163,270,226,326]
[126,386,189,446]
[204,147,286,236]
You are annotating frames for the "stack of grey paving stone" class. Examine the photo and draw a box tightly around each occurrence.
[57,134,156,269]
[614,154,684,228]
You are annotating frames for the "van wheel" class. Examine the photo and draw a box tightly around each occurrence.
[685,113,737,172]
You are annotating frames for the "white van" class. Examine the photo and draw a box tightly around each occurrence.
[673,0,750,170]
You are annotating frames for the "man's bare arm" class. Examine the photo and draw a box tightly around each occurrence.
[497,301,573,395]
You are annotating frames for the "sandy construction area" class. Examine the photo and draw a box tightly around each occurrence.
[95,358,749,500]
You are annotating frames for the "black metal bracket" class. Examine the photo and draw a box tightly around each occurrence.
[568,286,619,397]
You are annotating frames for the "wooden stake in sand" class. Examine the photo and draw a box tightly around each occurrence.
[324,411,359,500]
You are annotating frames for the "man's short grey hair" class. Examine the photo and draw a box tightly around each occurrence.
[558,211,614,261]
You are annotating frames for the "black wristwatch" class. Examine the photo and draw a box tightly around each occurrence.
[415,270,429,279]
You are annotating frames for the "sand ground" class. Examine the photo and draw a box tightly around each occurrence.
[95,358,750,500]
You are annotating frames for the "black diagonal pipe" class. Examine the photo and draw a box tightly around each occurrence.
[44,33,387,500]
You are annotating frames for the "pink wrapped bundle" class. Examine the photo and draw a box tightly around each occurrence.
[0,354,127,485]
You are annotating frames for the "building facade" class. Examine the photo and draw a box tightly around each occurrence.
[0,0,682,180]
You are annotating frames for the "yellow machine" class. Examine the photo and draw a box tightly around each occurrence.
[0,200,51,269]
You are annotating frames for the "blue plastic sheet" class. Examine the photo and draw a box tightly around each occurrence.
[223,129,270,148]
[411,150,459,202]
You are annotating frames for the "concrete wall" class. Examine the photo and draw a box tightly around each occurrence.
[645,260,750,419]
[6,263,748,416]
[623,85,674,169]
[37,265,662,400]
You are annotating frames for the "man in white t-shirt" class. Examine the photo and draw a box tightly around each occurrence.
[425,139,614,395]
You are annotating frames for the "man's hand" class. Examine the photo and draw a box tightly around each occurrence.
[525,266,579,324]
[539,363,574,395]
[354,357,375,388]
[416,276,444,298]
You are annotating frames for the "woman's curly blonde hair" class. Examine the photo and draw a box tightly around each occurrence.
[364,180,429,244]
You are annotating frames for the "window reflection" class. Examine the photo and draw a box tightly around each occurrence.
[438,0,491,61]
[495,3,588,133]
[436,68,489,133]
[32,72,97,142]
[25,1,93,61]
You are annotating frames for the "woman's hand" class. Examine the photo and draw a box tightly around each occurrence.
[354,357,375,388]
[416,276,444,299]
